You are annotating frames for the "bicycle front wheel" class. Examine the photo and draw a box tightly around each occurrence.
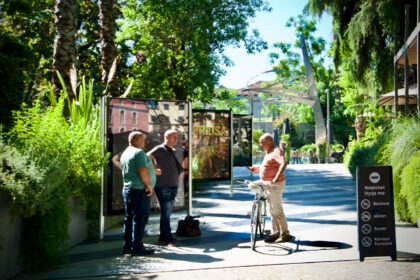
[250,201,260,250]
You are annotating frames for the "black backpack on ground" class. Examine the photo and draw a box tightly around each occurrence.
[176,215,202,237]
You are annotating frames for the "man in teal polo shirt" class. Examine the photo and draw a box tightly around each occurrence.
[120,131,158,256]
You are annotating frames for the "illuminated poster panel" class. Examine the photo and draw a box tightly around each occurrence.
[191,109,231,180]
[106,98,189,216]
[233,114,253,166]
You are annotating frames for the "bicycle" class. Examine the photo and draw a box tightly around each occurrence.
[236,179,268,250]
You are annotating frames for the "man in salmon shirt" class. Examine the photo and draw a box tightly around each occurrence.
[249,133,292,243]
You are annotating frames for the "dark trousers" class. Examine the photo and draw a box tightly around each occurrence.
[155,186,178,242]
[122,187,151,252]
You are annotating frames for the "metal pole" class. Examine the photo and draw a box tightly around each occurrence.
[405,4,410,115]
[188,101,193,216]
[418,32,420,114]
[99,95,107,241]
[230,109,234,195]
[394,24,399,116]
[327,88,330,164]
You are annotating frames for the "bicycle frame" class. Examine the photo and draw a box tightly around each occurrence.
[235,179,268,250]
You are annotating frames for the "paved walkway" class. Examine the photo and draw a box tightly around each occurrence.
[15,164,420,279]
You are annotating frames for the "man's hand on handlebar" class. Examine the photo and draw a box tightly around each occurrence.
[248,166,259,173]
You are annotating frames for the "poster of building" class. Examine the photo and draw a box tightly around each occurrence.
[105,98,189,216]
[191,109,231,180]
[233,114,252,167]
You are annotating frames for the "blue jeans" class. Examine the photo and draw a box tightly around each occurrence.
[122,187,151,252]
[155,186,178,242]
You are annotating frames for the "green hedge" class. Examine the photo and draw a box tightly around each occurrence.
[0,78,107,271]
[380,117,420,223]
[343,136,385,179]
[400,152,420,222]
[344,116,420,224]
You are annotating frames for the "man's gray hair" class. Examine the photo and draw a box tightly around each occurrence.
[260,133,273,143]
[128,131,144,145]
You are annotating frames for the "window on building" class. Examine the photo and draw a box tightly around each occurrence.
[178,104,185,110]
[151,115,157,122]
[120,110,125,124]
[178,116,184,123]
[120,128,125,133]
[147,100,157,109]
[133,112,137,124]
[164,104,169,110]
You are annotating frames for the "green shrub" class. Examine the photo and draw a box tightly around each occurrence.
[330,143,345,152]
[316,141,327,163]
[0,77,107,271]
[298,143,316,153]
[400,152,420,223]
[380,117,420,222]
[252,129,263,157]
[344,136,386,179]
[281,133,291,163]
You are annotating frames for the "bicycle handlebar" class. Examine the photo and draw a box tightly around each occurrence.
[234,179,269,194]
[234,178,260,185]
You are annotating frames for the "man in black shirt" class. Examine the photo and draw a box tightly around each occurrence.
[148,130,183,246]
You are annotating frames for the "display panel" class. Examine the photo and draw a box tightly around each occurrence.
[233,114,252,166]
[191,109,231,180]
[106,98,189,216]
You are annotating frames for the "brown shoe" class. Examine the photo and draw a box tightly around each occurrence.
[275,232,292,243]
[264,232,280,243]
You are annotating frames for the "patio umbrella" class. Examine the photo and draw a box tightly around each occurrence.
[378,84,418,106]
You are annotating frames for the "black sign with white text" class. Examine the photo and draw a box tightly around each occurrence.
[357,166,396,261]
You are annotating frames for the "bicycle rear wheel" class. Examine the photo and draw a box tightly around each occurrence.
[259,200,267,238]
[250,201,260,250]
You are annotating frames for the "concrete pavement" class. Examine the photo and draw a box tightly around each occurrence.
[14,164,420,279]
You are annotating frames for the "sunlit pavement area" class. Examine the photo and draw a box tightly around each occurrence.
[16,164,420,280]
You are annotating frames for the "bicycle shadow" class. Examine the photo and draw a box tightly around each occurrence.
[252,235,352,256]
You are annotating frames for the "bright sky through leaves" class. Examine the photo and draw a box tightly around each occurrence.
[219,0,333,89]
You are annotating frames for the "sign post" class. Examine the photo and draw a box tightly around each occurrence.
[357,166,397,261]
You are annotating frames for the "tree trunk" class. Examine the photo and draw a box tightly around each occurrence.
[52,0,78,98]
[300,33,327,142]
[99,0,119,96]
[353,112,366,141]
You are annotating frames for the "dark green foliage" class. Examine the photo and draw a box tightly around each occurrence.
[307,0,406,91]
[1,78,107,271]
[344,135,386,179]
[0,34,35,128]
[20,191,70,272]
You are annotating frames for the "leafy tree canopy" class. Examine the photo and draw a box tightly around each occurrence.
[307,0,406,92]
[117,0,271,101]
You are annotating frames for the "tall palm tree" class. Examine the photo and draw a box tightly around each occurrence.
[52,0,78,98]
[99,0,119,96]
